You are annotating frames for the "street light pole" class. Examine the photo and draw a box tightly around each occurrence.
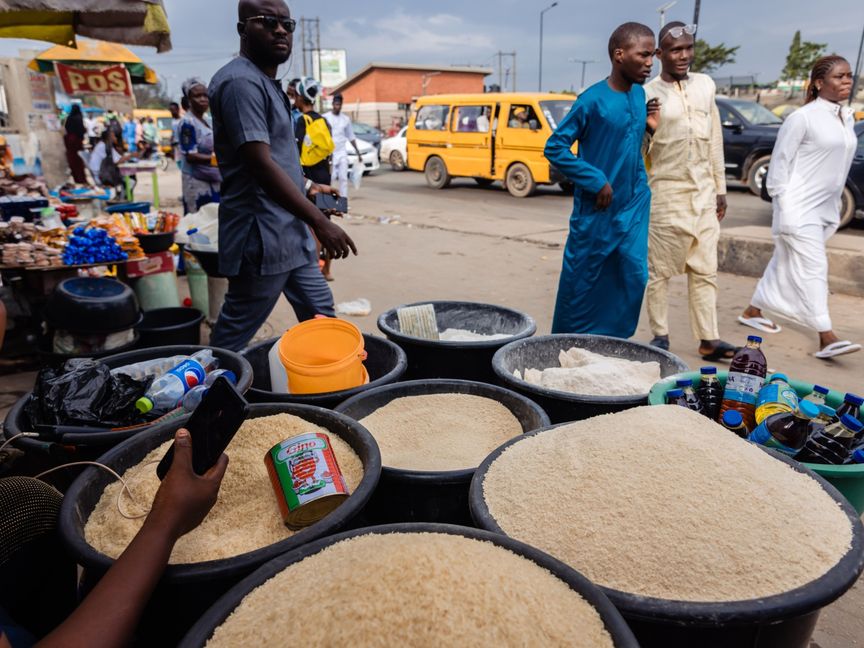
[656,1,677,32]
[851,23,864,106]
[568,58,596,92]
[538,2,558,92]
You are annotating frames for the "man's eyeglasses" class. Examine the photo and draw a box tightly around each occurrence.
[244,15,297,33]
[663,24,697,40]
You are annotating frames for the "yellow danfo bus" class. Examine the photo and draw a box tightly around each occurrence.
[406,92,576,198]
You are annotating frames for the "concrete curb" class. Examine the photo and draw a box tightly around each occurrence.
[719,227,864,298]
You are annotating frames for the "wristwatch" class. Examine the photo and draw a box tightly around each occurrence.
[304,178,313,194]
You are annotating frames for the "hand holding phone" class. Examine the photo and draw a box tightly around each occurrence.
[156,377,249,480]
[315,192,348,214]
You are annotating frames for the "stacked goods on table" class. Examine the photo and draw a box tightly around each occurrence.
[89,214,145,260]
[0,216,66,267]
[0,173,49,197]
[122,210,180,236]
[62,226,128,266]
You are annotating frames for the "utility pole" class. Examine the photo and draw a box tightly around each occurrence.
[692,0,701,38]
[656,1,677,31]
[299,17,321,81]
[538,2,558,92]
[851,23,864,106]
[495,51,517,91]
[568,58,596,92]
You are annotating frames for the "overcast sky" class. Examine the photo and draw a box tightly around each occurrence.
[1,0,863,99]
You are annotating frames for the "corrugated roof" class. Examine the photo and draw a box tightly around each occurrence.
[333,62,493,93]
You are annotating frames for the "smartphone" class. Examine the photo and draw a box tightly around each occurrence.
[156,377,249,480]
[315,193,348,214]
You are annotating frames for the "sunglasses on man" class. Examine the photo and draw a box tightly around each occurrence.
[662,24,697,41]
[243,15,297,33]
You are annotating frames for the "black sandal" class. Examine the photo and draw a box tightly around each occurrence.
[649,336,670,351]
[700,341,738,361]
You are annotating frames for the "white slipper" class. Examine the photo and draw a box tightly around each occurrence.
[737,315,782,334]
[814,341,862,359]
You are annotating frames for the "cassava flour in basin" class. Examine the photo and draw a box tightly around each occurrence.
[84,414,364,564]
[359,393,523,471]
[439,328,512,342]
[482,405,853,602]
[205,532,615,648]
[514,347,661,396]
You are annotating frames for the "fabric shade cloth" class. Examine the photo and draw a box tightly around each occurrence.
[26,39,159,84]
[0,0,171,53]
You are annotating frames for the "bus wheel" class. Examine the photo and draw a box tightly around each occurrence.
[425,156,451,189]
[506,163,536,198]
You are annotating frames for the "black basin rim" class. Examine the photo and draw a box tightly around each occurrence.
[334,378,550,479]
[469,422,864,626]
[177,522,639,648]
[57,403,382,584]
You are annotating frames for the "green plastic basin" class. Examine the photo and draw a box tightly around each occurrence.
[649,371,864,515]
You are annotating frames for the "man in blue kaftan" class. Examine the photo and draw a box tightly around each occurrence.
[545,22,659,338]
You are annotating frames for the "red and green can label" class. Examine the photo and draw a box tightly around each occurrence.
[265,432,348,528]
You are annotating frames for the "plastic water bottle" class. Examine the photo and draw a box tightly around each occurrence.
[187,227,217,252]
[205,369,237,386]
[721,410,749,438]
[676,378,704,414]
[754,373,799,424]
[111,354,190,381]
[796,414,864,465]
[719,336,767,432]
[816,405,839,426]
[803,385,830,406]
[136,350,217,415]
[666,388,688,408]
[181,385,209,412]
[748,400,820,457]
[697,366,723,421]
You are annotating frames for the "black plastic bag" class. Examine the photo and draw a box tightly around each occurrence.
[26,359,152,428]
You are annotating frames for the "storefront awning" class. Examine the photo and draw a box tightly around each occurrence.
[27,39,158,84]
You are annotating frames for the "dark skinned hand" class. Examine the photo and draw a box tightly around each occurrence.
[307,183,356,258]
[595,183,613,210]
[646,98,661,132]
[716,194,728,221]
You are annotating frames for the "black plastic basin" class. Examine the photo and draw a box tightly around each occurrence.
[241,334,407,409]
[493,333,689,423]
[135,307,205,348]
[44,277,141,335]
[178,524,639,648]
[58,403,382,645]
[377,300,536,383]
[335,379,549,525]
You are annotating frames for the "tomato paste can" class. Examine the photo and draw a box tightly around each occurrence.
[264,432,349,529]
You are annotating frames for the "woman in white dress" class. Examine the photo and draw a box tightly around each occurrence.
[739,56,859,359]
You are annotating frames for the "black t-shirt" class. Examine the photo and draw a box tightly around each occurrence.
[295,110,332,185]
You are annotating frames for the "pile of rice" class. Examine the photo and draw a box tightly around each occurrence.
[84,414,364,564]
[514,347,661,396]
[358,393,523,471]
[482,405,853,602]
[206,532,615,647]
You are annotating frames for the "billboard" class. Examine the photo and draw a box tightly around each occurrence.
[312,49,348,88]
[55,62,133,97]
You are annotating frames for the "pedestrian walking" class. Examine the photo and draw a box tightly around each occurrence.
[294,77,334,185]
[739,56,860,359]
[208,0,355,352]
[122,114,137,153]
[544,22,659,338]
[63,104,87,184]
[644,22,736,361]
[178,77,221,213]
[324,93,362,198]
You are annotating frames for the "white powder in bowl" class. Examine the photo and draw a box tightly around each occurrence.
[482,405,853,602]
[358,393,524,471]
[84,413,364,564]
[514,347,661,396]
[439,328,512,342]
[205,532,615,648]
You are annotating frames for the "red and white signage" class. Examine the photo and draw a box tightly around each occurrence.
[55,62,133,97]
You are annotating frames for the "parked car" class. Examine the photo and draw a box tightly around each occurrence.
[716,97,782,195]
[348,137,380,175]
[351,122,383,151]
[380,126,407,170]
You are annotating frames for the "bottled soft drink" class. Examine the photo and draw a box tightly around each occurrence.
[676,378,704,414]
[721,410,749,438]
[755,373,799,424]
[135,350,217,415]
[795,414,864,465]
[697,366,723,421]
[205,369,237,386]
[666,388,688,408]
[803,385,830,406]
[748,400,820,457]
[816,405,839,426]
[182,385,209,412]
[719,336,767,431]
[836,393,863,425]
[849,447,864,464]
[111,354,191,381]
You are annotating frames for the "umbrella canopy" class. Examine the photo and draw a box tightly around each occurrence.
[0,0,171,53]
[28,39,158,84]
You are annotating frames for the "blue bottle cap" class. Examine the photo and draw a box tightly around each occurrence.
[769,373,789,382]
[676,379,693,388]
[853,448,864,464]
[840,414,864,433]
[722,410,743,427]
[700,366,717,375]
[666,388,684,398]
[845,393,864,407]
[747,335,763,343]
[798,401,820,419]
[813,385,830,395]
[819,405,837,418]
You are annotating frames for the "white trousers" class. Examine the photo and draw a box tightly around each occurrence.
[331,155,349,198]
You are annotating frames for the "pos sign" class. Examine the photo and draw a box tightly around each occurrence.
[55,62,133,97]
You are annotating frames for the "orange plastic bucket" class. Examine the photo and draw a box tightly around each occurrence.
[278,318,368,394]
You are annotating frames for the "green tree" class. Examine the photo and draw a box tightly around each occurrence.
[133,80,173,109]
[781,30,827,80]
[691,39,740,74]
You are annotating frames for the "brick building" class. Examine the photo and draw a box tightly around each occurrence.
[331,62,492,131]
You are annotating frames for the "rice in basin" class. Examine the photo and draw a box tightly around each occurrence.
[205,532,615,647]
[481,405,853,602]
[84,413,364,564]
